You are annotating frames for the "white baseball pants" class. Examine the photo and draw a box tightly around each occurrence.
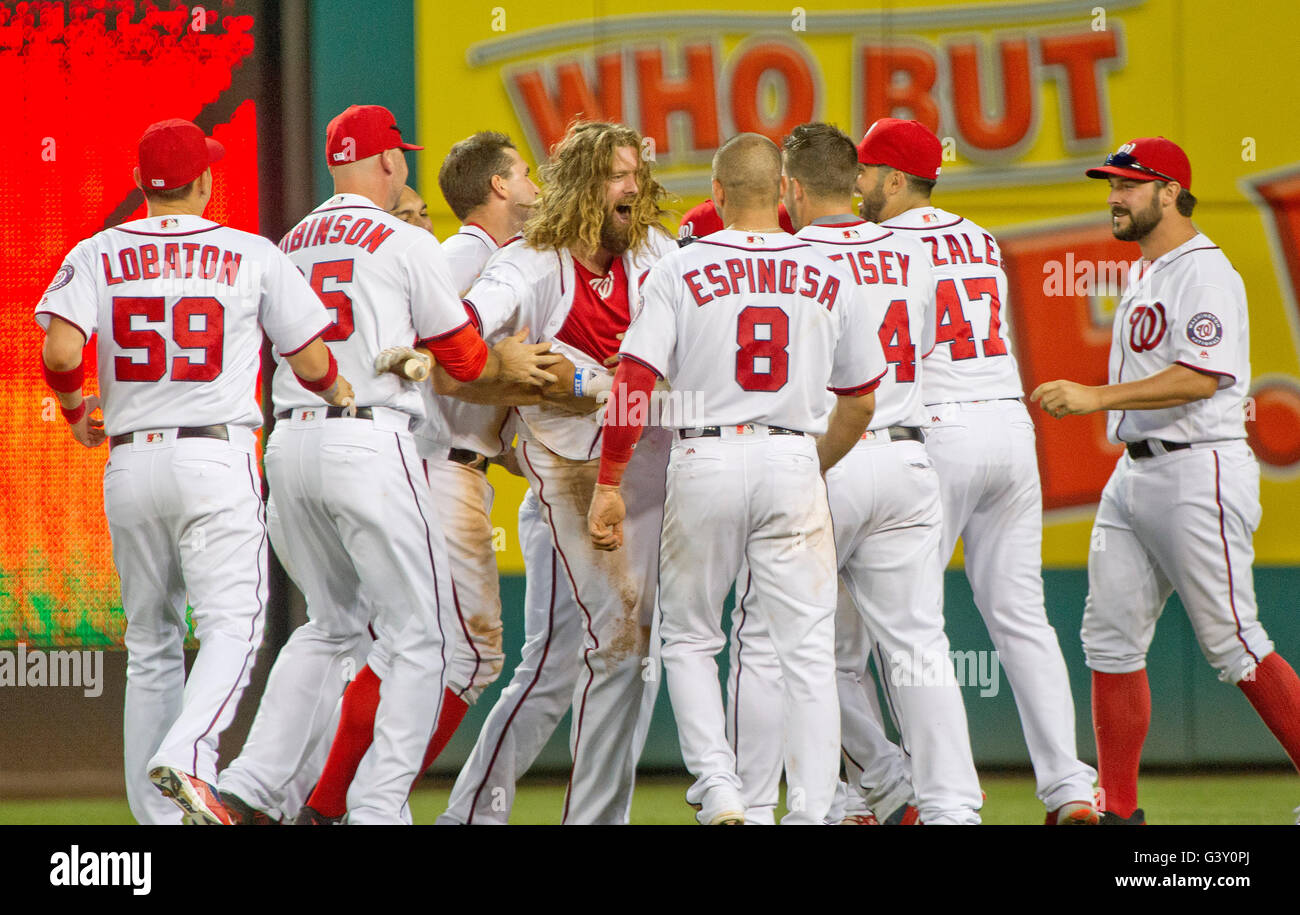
[220,409,454,824]
[828,437,982,824]
[927,398,1096,810]
[513,428,667,824]
[424,456,505,704]
[1083,440,1273,683]
[659,430,840,826]
[107,427,267,825]
[728,576,916,823]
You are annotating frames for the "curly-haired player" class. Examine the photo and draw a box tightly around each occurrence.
[439,121,677,823]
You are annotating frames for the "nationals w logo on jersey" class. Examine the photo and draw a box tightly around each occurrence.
[1187,311,1223,346]
[1128,301,1167,352]
[589,272,615,299]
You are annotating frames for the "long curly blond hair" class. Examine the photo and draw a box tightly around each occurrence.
[525,121,668,254]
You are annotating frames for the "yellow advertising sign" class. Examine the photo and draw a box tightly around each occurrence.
[415,0,1300,569]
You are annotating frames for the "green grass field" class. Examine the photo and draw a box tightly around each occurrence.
[1,772,1296,825]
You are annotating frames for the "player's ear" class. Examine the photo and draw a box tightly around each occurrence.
[132,166,143,191]
[780,174,791,201]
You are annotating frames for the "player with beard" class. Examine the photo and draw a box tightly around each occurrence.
[1033,137,1300,824]
[857,118,1098,824]
[440,122,677,824]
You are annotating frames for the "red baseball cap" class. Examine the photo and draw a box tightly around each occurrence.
[326,105,422,165]
[678,198,795,237]
[1086,137,1192,189]
[138,118,224,191]
[857,118,942,180]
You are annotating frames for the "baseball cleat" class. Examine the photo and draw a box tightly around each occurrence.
[880,803,922,825]
[1045,801,1100,825]
[839,813,880,825]
[219,791,276,826]
[1099,808,1146,825]
[149,766,233,825]
[691,785,746,826]
[293,804,344,826]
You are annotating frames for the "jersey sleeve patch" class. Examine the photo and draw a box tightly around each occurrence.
[1186,311,1223,346]
[45,263,75,292]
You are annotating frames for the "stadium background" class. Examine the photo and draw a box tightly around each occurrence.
[3,0,1299,811]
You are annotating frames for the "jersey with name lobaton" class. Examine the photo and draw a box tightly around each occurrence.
[796,220,934,429]
[880,206,1022,404]
[417,223,512,457]
[272,192,470,417]
[620,229,885,433]
[35,214,330,435]
[1107,232,1250,444]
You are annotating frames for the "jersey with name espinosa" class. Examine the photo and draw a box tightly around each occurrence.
[796,220,934,430]
[1107,233,1249,444]
[272,193,470,418]
[464,227,677,460]
[621,230,885,434]
[35,214,330,435]
[416,223,513,458]
[880,206,1022,404]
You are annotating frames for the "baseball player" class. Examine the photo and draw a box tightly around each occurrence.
[443,121,676,824]
[589,132,884,825]
[216,105,557,825]
[35,118,354,825]
[719,123,983,825]
[300,136,546,813]
[859,118,1099,824]
[1032,137,1300,824]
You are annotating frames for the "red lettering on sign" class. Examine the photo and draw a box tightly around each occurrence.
[1245,168,1300,467]
[512,54,624,154]
[860,45,939,133]
[949,38,1033,151]
[730,41,816,141]
[1039,31,1119,143]
[636,44,719,155]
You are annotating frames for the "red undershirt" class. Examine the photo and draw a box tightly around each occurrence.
[557,257,630,365]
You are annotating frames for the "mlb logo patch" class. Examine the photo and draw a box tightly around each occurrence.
[746,235,765,245]
[923,213,939,224]
[302,410,316,421]
[160,217,178,229]
[842,229,858,239]
[151,179,165,187]
[146,432,164,444]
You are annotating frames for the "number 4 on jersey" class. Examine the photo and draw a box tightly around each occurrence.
[878,298,916,382]
[935,277,1007,359]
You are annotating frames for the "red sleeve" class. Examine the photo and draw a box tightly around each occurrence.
[597,358,657,486]
[424,323,489,383]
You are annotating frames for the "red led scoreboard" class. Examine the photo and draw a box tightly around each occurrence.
[2,1,279,646]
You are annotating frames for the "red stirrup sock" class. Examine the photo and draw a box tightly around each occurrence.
[1237,652,1300,771]
[1092,669,1150,818]
[410,688,471,790]
[307,664,382,818]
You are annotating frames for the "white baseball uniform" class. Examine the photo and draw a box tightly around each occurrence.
[722,218,982,824]
[882,205,1096,810]
[460,228,676,823]
[1082,233,1273,681]
[622,228,884,825]
[415,223,514,706]
[220,193,466,824]
[35,213,332,825]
